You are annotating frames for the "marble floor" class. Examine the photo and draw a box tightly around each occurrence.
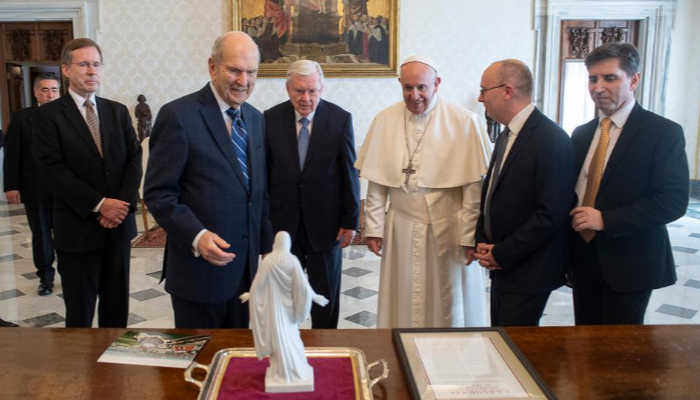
[1,188,699,328]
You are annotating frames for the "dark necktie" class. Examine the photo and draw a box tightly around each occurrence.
[298,117,310,170]
[483,127,510,242]
[226,107,249,189]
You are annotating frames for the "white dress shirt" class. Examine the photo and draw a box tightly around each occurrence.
[574,99,635,207]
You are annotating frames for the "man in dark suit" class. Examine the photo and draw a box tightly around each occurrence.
[475,59,575,326]
[4,73,60,296]
[264,60,360,329]
[569,43,688,325]
[144,31,272,329]
[34,38,142,327]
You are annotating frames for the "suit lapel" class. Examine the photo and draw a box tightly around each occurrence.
[599,103,642,191]
[241,103,260,193]
[198,85,248,191]
[96,97,112,161]
[574,119,598,172]
[281,102,302,174]
[303,100,327,174]
[61,95,102,159]
[496,108,538,189]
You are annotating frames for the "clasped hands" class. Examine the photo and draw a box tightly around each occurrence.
[474,243,502,271]
[97,198,130,229]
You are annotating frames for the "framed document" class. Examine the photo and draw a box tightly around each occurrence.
[393,328,555,400]
[232,0,399,77]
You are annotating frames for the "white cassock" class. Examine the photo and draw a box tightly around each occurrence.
[356,96,491,328]
[248,233,327,385]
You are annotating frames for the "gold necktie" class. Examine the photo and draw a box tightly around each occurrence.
[84,100,103,157]
[580,117,612,242]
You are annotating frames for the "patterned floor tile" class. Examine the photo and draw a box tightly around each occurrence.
[0,209,26,217]
[0,289,25,300]
[345,247,368,260]
[342,286,378,300]
[130,288,166,301]
[656,304,698,319]
[128,312,147,326]
[343,267,372,278]
[684,279,700,289]
[146,271,163,279]
[0,254,23,262]
[672,246,698,254]
[345,311,376,327]
[21,272,39,280]
[557,286,572,293]
[0,230,19,236]
[23,312,65,327]
[689,233,700,238]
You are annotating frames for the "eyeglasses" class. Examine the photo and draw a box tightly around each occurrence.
[39,88,60,93]
[71,61,102,69]
[479,83,506,96]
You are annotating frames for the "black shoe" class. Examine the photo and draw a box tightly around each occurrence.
[38,283,53,296]
[0,318,19,327]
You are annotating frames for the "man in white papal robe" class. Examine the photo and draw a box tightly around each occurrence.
[356,56,492,328]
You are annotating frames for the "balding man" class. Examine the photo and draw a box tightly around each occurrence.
[475,59,575,327]
[264,60,360,329]
[4,73,60,296]
[145,32,273,328]
[356,56,491,328]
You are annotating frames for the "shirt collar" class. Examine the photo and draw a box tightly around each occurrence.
[599,99,635,129]
[209,81,237,114]
[295,109,315,123]
[69,88,96,108]
[507,103,536,135]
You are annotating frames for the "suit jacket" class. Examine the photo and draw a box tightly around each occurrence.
[264,100,360,251]
[144,84,273,304]
[570,103,688,292]
[3,106,47,203]
[34,95,141,252]
[476,108,575,294]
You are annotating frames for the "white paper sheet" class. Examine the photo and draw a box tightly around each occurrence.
[414,335,529,399]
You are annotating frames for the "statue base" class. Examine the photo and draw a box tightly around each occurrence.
[264,367,314,393]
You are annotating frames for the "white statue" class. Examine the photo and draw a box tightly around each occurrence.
[241,231,329,393]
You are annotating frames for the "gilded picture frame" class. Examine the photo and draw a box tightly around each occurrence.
[232,0,399,77]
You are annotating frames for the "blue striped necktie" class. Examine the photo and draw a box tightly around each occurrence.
[298,117,310,169]
[225,107,249,189]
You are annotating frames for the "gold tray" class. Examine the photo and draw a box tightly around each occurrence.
[184,347,389,400]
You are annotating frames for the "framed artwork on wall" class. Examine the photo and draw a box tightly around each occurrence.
[232,0,399,77]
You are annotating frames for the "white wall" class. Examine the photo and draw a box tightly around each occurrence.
[97,0,534,148]
[665,0,700,178]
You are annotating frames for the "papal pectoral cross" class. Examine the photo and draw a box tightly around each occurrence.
[402,162,416,185]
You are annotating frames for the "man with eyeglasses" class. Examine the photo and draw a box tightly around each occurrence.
[4,73,61,297]
[356,56,491,328]
[475,59,575,327]
[34,38,142,327]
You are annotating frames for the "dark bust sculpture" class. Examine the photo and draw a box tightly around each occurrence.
[135,94,152,142]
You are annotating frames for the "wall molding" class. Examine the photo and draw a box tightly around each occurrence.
[0,0,99,39]
[533,0,677,120]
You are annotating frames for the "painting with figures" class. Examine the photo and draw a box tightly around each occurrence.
[233,0,398,77]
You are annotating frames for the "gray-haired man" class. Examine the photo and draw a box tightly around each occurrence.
[264,60,360,328]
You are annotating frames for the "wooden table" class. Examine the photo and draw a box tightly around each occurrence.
[1,325,698,399]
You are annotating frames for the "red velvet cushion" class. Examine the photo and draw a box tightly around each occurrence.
[217,357,357,399]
